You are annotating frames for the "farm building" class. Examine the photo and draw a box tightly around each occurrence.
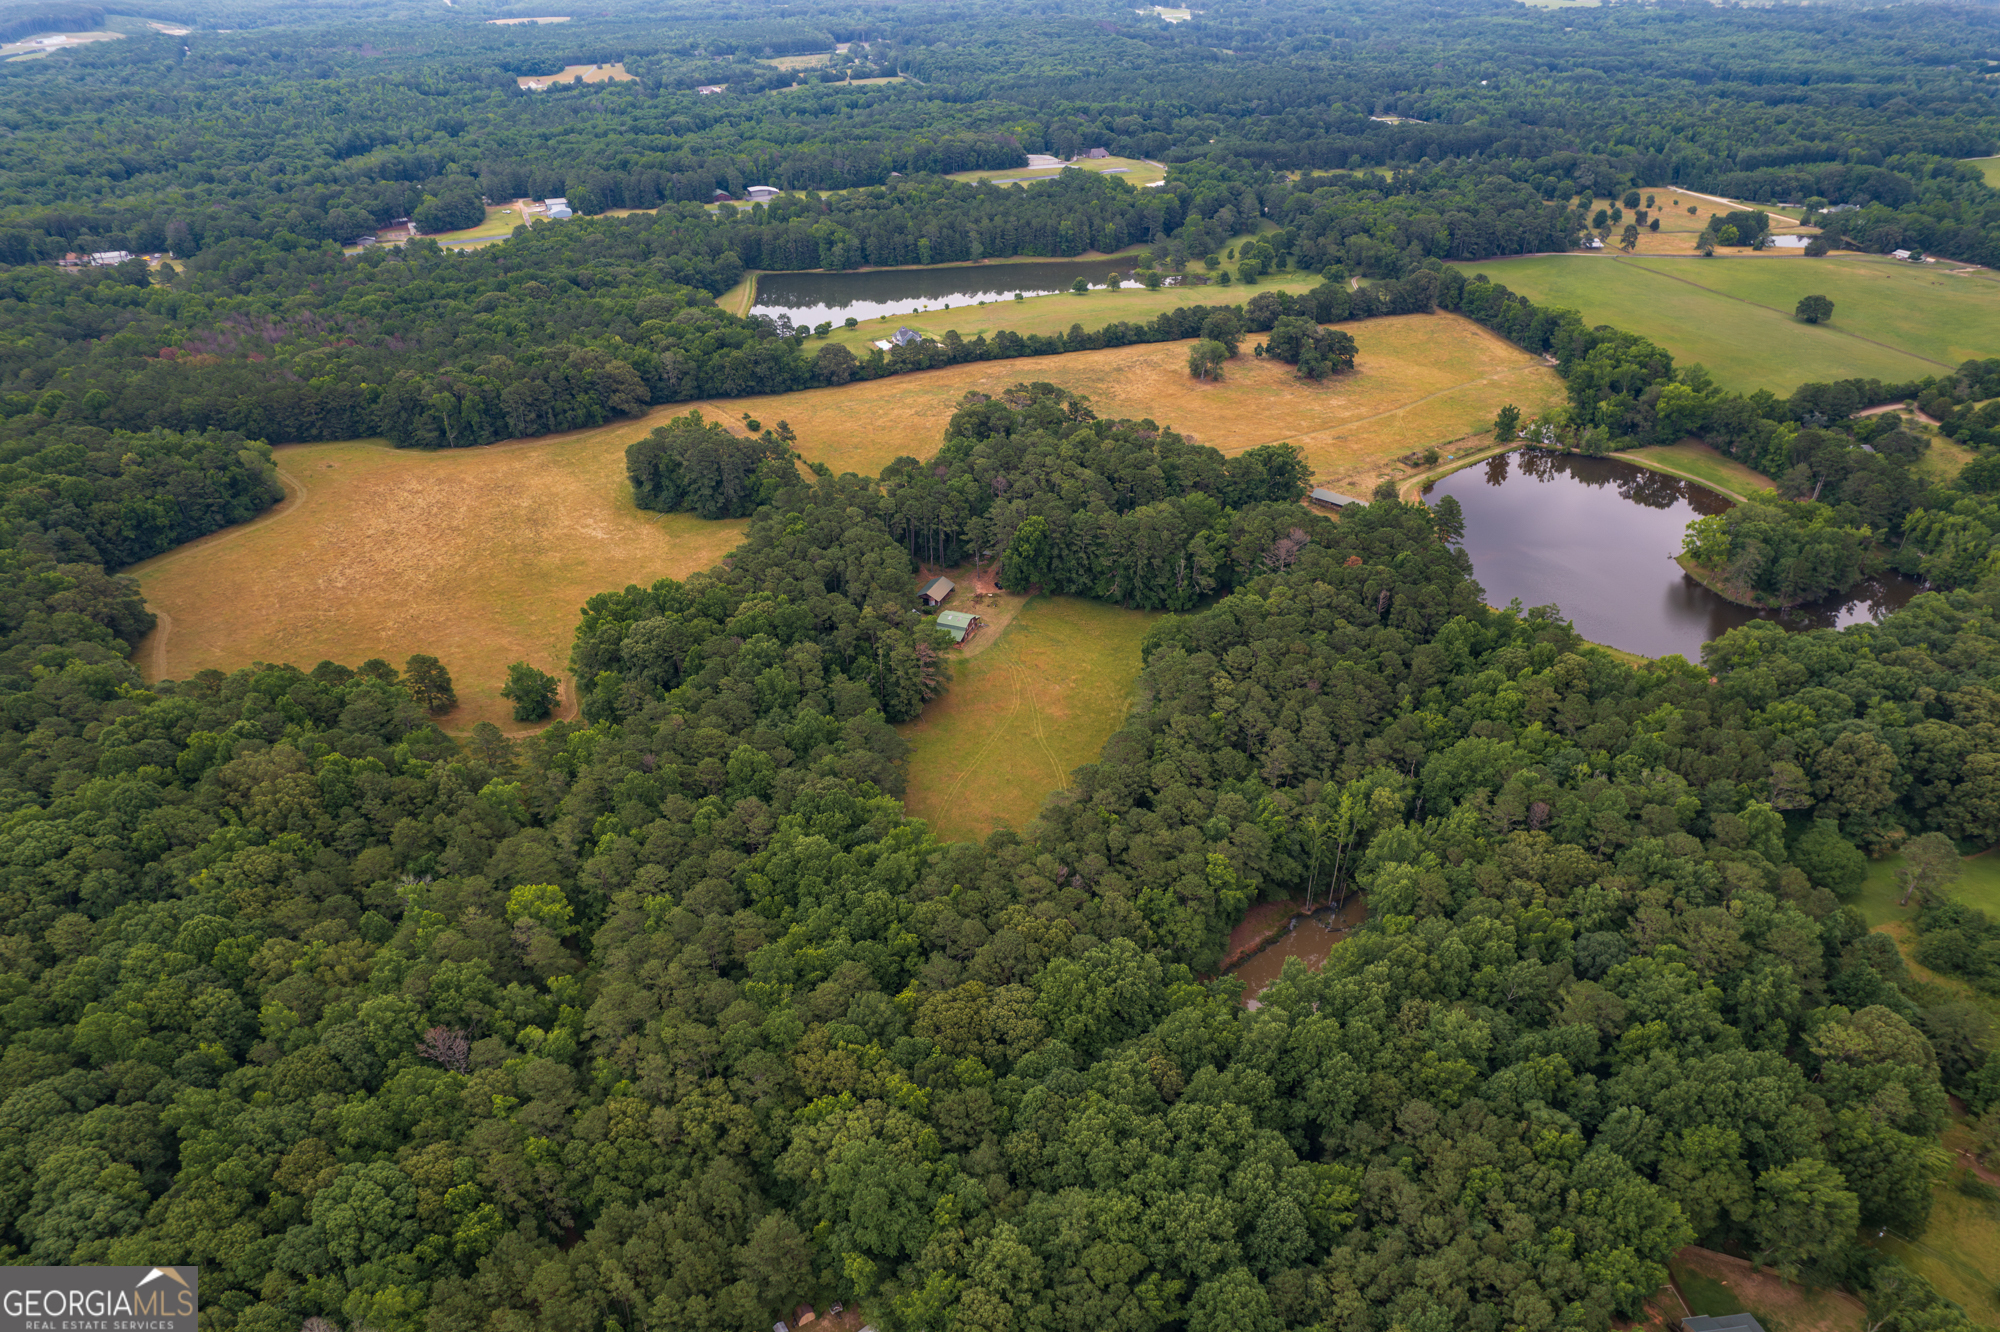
[917,576,955,606]
[1681,1317,1764,1332]
[544,198,573,219]
[745,185,781,202]
[1081,147,1110,159]
[935,610,981,642]
[1309,488,1363,509]
[696,84,726,95]
[711,189,733,203]
[89,250,135,266]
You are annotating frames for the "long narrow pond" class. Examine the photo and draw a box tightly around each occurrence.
[1423,451,1922,661]
[750,258,1145,325]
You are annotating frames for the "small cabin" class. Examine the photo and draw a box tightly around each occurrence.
[1682,1317,1765,1332]
[935,610,981,643]
[1309,487,1363,509]
[917,576,954,607]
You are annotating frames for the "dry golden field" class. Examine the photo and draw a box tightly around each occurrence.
[129,423,745,732]
[692,312,1564,497]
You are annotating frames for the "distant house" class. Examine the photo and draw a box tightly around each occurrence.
[1682,1317,1765,1332]
[1081,147,1110,159]
[544,197,573,219]
[917,576,955,606]
[935,610,981,642]
[745,185,781,202]
[892,326,922,347]
[1891,248,1911,260]
[1309,487,1363,509]
[696,84,727,95]
[710,189,733,203]
[89,250,135,266]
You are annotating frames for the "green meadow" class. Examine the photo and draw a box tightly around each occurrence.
[1462,254,2000,393]
[1967,156,2000,189]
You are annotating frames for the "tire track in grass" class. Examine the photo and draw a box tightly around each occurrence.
[935,646,1019,809]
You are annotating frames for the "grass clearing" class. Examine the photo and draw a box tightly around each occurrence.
[811,270,1322,356]
[774,75,903,91]
[694,312,1566,496]
[946,156,1167,189]
[1870,1164,2000,1328]
[129,424,746,733]
[1461,255,1990,392]
[518,63,634,89]
[1667,1247,1863,1332]
[762,53,834,69]
[1620,442,1773,501]
[899,595,1159,841]
[1967,157,2000,190]
[1855,849,2000,929]
[2,28,123,58]
[412,203,530,247]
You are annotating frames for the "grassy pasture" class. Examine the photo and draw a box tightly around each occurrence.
[947,157,1167,189]
[412,203,531,247]
[1967,157,2000,189]
[1619,442,1773,502]
[763,53,833,69]
[811,269,1322,356]
[129,428,746,732]
[1461,255,1990,392]
[2,28,123,58]
[1872,1146,2000,1328]
[518,64,635,89]
[899,595,1160,841]
[692,312,1566,494]
[774,75,903,91]
[1854,849,2000,929]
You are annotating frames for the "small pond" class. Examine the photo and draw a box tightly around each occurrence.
[1232,894,1369,1007]
[750,258,1147,326]
[1423,451,1923,661]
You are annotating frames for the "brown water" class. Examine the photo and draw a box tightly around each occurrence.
[1230,894,1368,1007]
[1424,451,1924,661]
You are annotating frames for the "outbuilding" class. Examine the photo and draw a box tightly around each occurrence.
[1682,1317,1765,1332]
[745,185,781,202]
[544,198,573,219]
[917,576,955,606]
[1309,487,1363,509]
[935,610,982,642]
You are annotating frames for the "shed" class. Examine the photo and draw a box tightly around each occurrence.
[1682,1317,1765,1332]
[1310,487,1363,508]
[917,576,954,607]
[935,610,981,642]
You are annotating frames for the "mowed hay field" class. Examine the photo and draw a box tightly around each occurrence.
[899,596,1160,841]
[129,425,746,732]
[697,313,1566,497]
[1464,254,1999,392]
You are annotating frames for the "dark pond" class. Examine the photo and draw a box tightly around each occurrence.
[750,258,1146,326]
[1232,894,1369,1008]
[1423,451,1924,661]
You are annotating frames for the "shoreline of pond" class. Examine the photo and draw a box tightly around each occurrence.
[1217,894,1369,1007]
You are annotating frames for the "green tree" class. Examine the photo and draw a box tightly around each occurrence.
[1792,820,1868,896]
[1001,516,1050,590]
[1494,403,1522,442]
[1795,294,1835,324]
[1897,832,1962,907]
[501,661,560,721]
[1188,339,1228,381]
[403,654,457,713]
[1751,1158,1860,1281]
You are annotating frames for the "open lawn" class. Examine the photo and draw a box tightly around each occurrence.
[812,270,1322,356]
[129,427,746,732]
[412,203,531,248]
[518,63,634,88]
[1620,442,1774,502]
[774,75,903,91]
[1967,157,2000,190]
[1668,1247,1863,1332]
[947,156,1167,189]
[1460,254,1994,392]
[899,595,1159,841]
[763,53,833,69]
[1854,848,2000,929]
[2,28,122,58]
[1871,1159,2000,1328]
[693,312,1566,496]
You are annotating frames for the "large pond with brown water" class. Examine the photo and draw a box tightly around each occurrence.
[1423,451,1923,661]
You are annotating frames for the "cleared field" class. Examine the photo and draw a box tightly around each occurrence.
[1967,157,2000,189]
[899,595,1159,841]
[813,270,1322,356]
[1855,849,2000,928]
[947,156,1167,189]
[1621,442,1773,502]
[763,53,833,69]
[1872,1155,2000,1329]
[694,312,1566,497]
[129,426,746,732]
[1462,255,1984,392]
[519,63,634,89]
[2,28,122,58]
[775,76,903,91]
[1669,1247,1863,1332]
[415,203,531,247]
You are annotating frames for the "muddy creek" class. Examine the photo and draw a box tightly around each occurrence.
[1230,894,1368,1007]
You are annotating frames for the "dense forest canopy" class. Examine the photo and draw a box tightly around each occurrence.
[2,0,2000,1329]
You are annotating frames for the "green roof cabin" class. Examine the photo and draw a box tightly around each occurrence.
[935,610,981,643]
[917,576,955,606]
